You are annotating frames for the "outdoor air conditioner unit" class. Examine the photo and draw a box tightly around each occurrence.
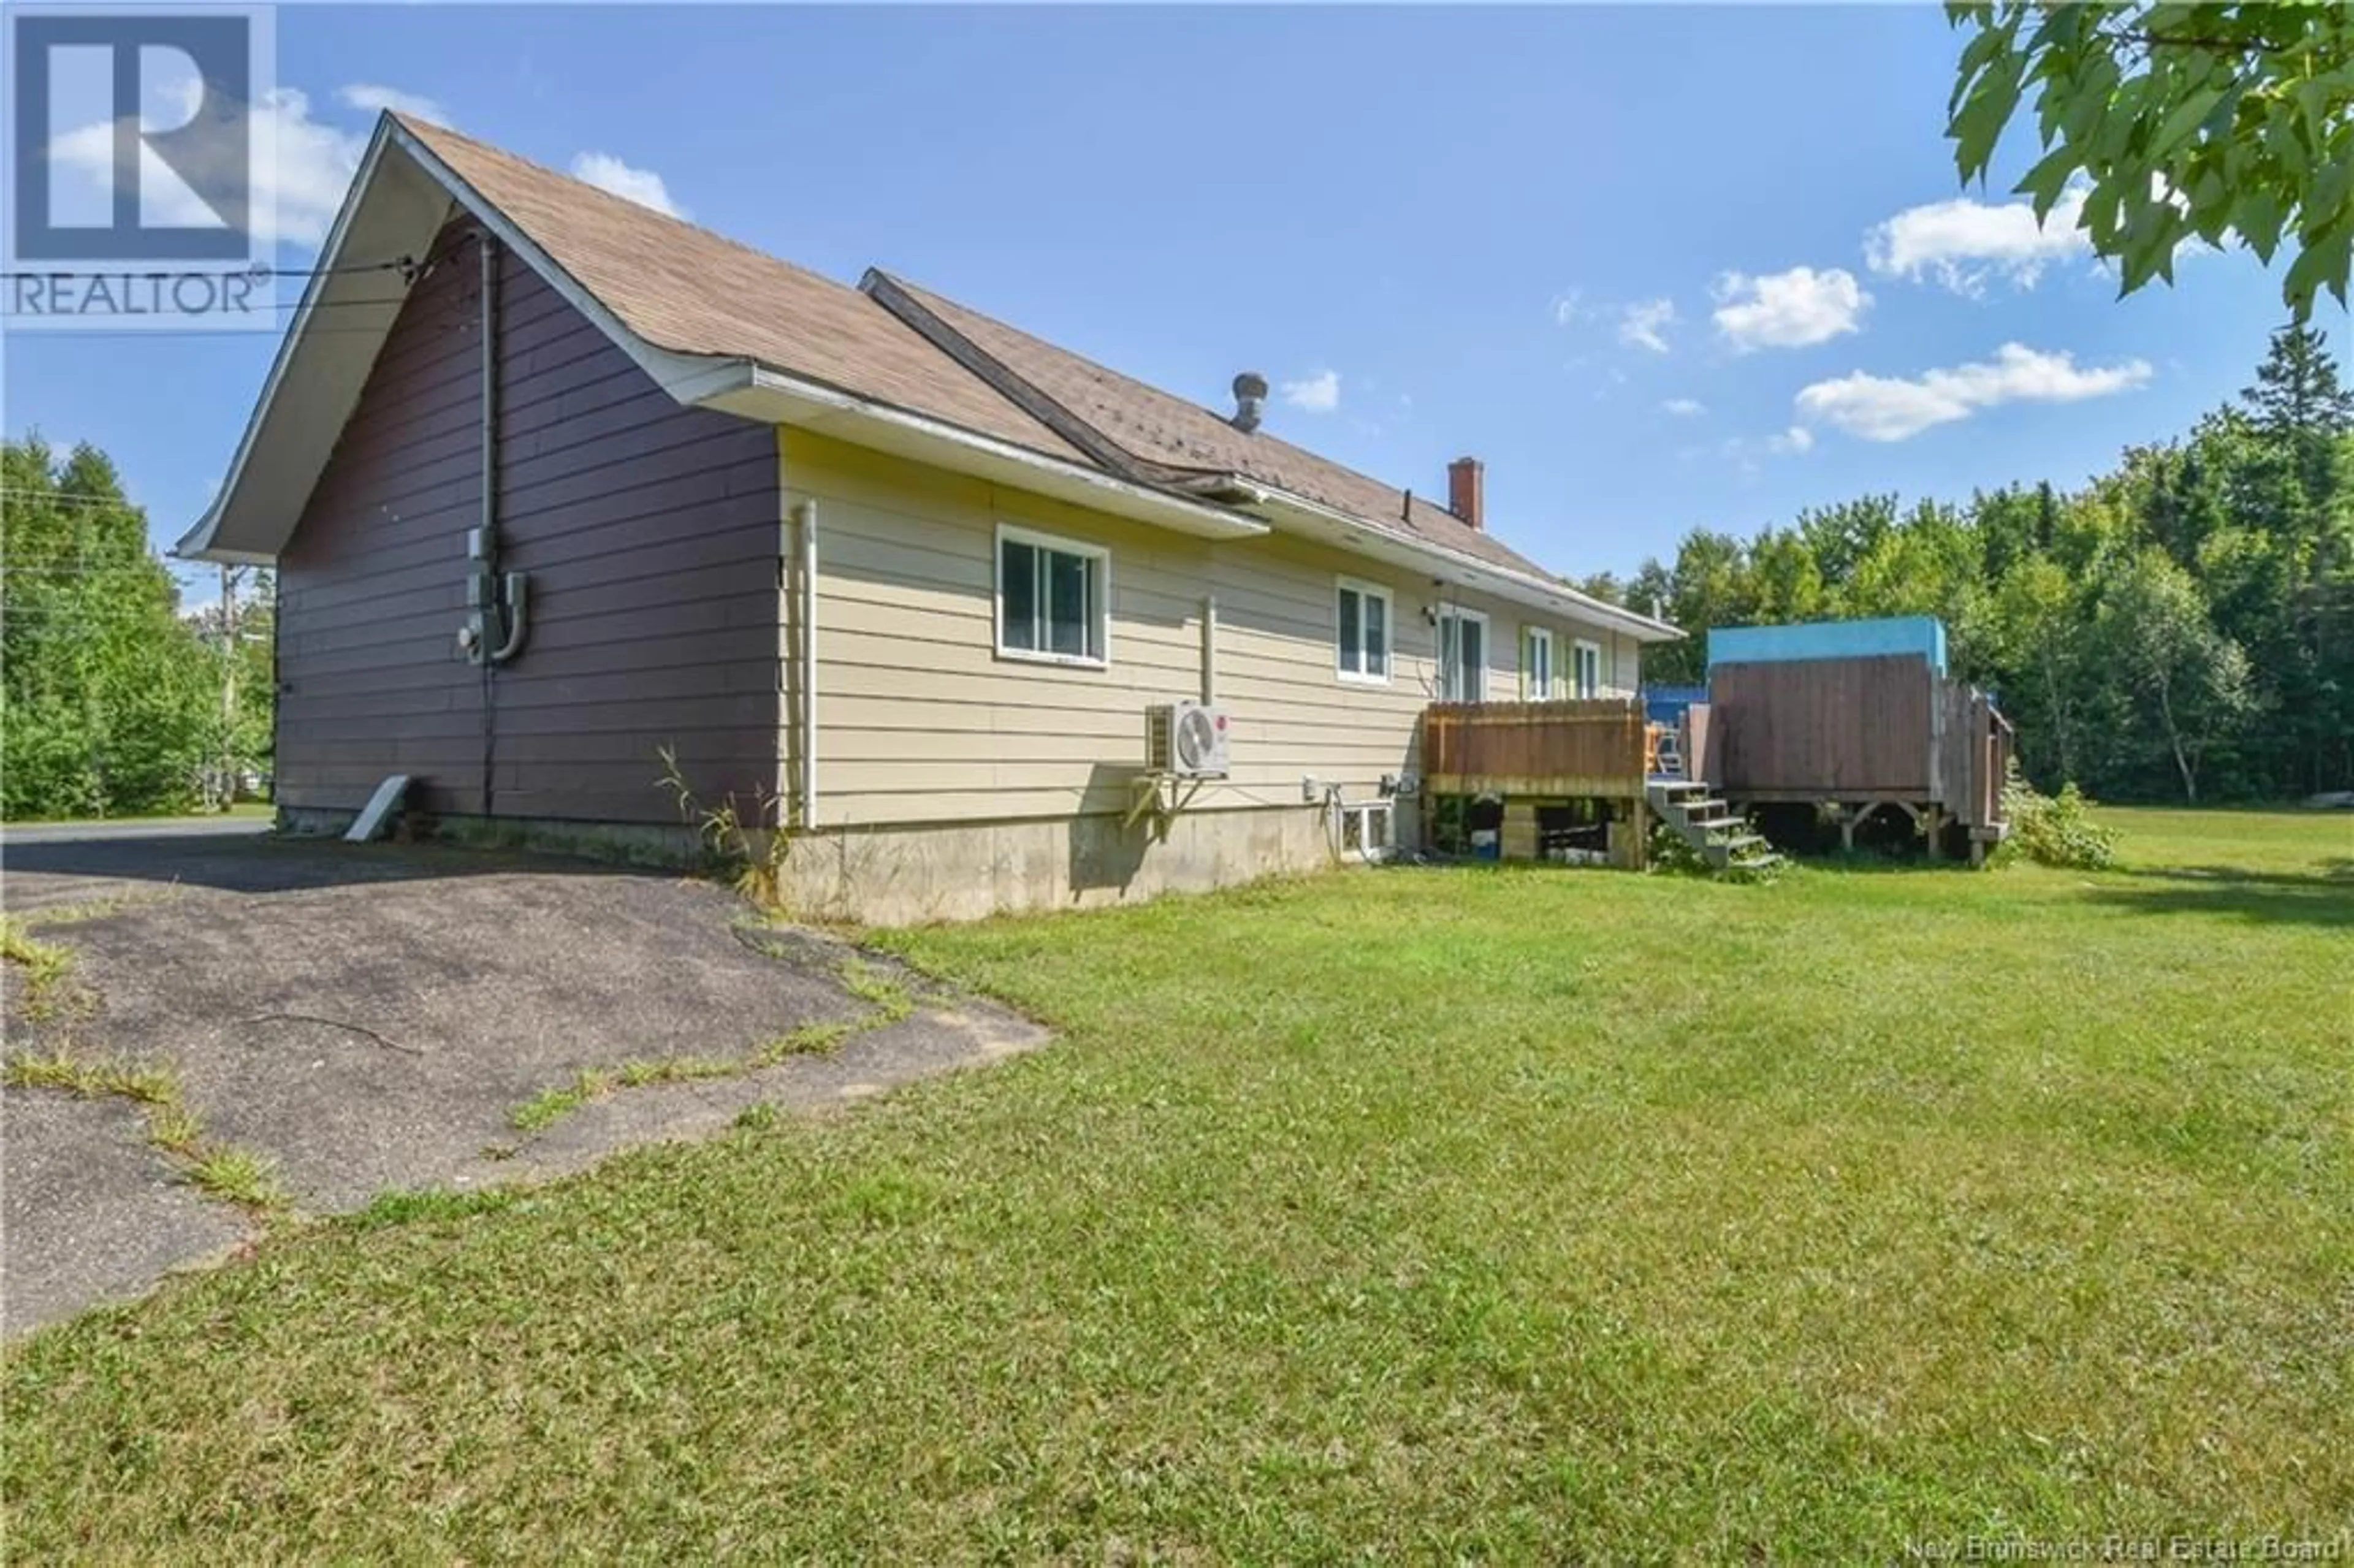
[1145,700,1232,778]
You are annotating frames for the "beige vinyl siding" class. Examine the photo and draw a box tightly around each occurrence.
[783,429,1636,829]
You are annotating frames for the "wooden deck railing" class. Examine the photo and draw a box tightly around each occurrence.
[1421,699,1648,797]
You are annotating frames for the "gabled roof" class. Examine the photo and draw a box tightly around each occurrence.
[867,271,1551,582]
[180,113,1257,562]
[181,112,1677,641]
[398,118,1081,463]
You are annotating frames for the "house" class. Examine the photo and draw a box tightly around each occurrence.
[181,113,1679,920]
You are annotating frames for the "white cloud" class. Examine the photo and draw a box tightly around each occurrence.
[338,83,450,125]
[1618,297,1676,354]
[1865,188,2092,295]
[1796,342,2153,443]
[1712,266,1870,351]
[570,151,688,219]
[1715,425,1814,468]
[1555,289,1680,353]
[1281,369,1341,413]
[48,83,367,249]
[1661,397,1707,417]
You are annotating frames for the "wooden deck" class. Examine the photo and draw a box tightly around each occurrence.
[1420,700,1648,798]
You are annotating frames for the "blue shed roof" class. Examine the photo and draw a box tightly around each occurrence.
[1706,616,1947,674]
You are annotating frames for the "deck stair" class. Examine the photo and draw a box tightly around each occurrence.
[1645,778,1782,876]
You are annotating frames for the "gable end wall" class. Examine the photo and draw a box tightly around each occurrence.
[275,219,783,825]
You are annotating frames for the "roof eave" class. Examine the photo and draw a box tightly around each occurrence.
[704,364,1270,542]
[176,120,404,563]
[1244,486,1683,642]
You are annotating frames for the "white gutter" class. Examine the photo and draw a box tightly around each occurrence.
[1241,486,1683,643]
[797,499,820,831]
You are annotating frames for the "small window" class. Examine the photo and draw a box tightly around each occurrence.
[1336,577,1392,683]
[997,525,1108,667]
[1438,607,1488,702]
[1571,638,1604,698]
[1340,801,1393,861]
[1522,627,1556,701]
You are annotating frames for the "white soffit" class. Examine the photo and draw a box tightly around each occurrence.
[177,132,455,561]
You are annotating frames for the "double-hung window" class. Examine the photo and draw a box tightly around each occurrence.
[1571,637,1604,698]
[996,524,1108,667]
[1522,627,1556,700]
[1335,577,1392,683]
[1437,607,1488,702]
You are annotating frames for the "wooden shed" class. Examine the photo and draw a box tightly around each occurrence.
[1683,618,2012,861]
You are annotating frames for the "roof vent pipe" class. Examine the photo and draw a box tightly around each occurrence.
[1230,371,1268,433]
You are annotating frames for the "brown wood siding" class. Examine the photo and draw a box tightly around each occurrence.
[1709,655,1933,796]
[1938,683,2013,831]
[1684,701,1715,785]
[276,222,783,823]
[1420,700,1646,797]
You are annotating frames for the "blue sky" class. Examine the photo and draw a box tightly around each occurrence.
[4,3,2341,603]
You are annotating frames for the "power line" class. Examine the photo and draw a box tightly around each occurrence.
[0,257,415,283]
[0,487,143,500]
[7,291,457,316]
[4,319,473,340]
[1,568,185,579]
[0,493,140,510]
[0,489,154,508]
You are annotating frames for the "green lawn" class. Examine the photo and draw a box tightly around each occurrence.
[6,808,2350,1559]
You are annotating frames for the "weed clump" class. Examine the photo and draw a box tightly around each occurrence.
[657,745,793,913]
[1996,764,2117,871]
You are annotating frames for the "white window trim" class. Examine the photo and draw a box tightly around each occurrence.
[1572,636,1604,698]
[1437,606,1491,703]
[1337,799,1395,862]
[1334,574,1394,687]
[994,522,1111,670]
[1522,626,1556,701]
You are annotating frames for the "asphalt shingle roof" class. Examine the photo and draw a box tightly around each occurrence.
[397,115,1085,463]
[874,274,1560,580]
[399,113,1566,586]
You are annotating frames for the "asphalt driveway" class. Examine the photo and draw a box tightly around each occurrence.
[2,823,1046,1335]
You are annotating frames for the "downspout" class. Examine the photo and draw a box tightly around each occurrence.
[479,232,497,590]
[459,233,530,819]
[1200,593,1217,705]
[797,500,819,830]
[473,232,498,815]
[465,233,529,675]
[269,567,284,825]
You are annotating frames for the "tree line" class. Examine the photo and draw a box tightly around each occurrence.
[1580,324,2354,804]
[6,327,2351,816]
[2,436,273,820]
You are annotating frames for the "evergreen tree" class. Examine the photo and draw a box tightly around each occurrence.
[2243,323,2354,516]
[1626,327,2354,804]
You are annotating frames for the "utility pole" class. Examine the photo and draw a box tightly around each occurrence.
[217,564,239,811]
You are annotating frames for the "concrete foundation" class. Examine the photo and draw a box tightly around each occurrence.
[783,804,1343,924]
[280,805,706,867]
[1501,801,1541,861]
[283,801,1357,926]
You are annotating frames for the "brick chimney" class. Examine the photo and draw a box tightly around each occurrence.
[1447,456,1485,531]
